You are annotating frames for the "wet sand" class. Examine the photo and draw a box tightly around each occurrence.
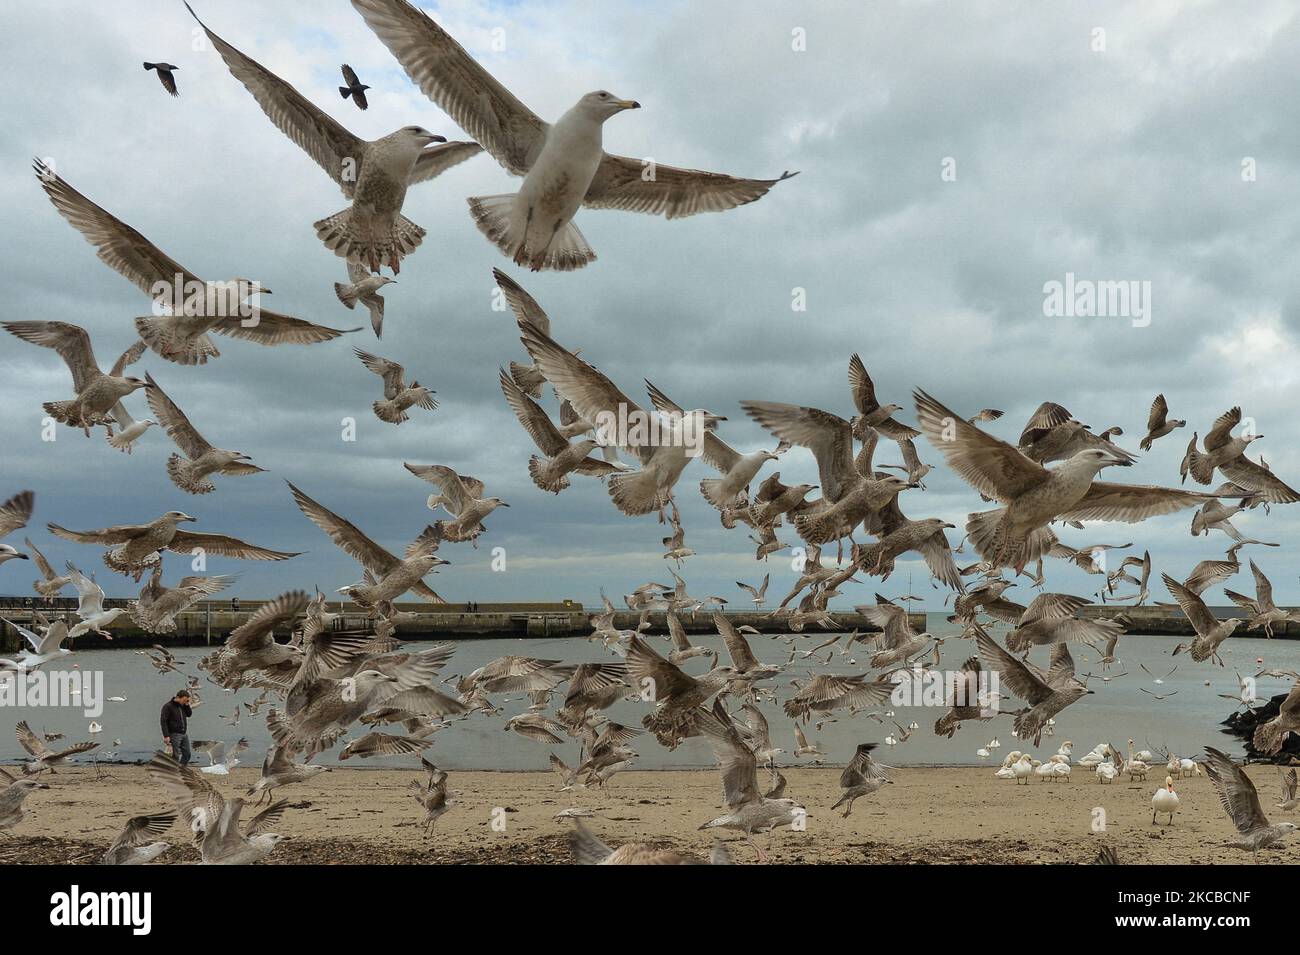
[3,762,1297,864]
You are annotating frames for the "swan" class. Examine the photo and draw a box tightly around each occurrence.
[87,721,103,735]
[994,750,1022,779]
[1152,776,1179,825]
[1126,740,1149,781]
[1034,762,1055,782]
[977,747,991,760]
[1179,757,1202,778]
[1050,761,1072,782]
[1054,740,1074,762]
[1096,760,1118,784]
[1013,754,1035,785]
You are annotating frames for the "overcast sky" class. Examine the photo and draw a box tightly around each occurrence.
[3,0,1300,611]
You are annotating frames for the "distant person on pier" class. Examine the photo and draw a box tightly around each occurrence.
[160,688,193,765]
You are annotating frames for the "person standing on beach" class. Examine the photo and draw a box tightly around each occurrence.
[160,688,194,765]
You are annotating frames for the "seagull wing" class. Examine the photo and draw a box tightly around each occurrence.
[409,140,484,185]
[187,3,365,195]
[491,268,550,335]
[47,521,148,545]
[286,481,398,574]
[645,380,739,473]
[1161,574,1218,637]
[1019,401,1073,446]
[584,155,796,219]
[215,309,356,347]
[402,465,475,514]
[913,389,1046,502]
[15,721,47,758]
[1204,408,1241,451]
[349,0,547,176]
[65,562,105,616]
[1218,457,1300,504]
[1146,394,1169,432]
[144,373,213,459]
[148,751,225,833]
[0,491,34,540]
[695,699,760,809]
[3,321,103,392]
[1204,747,1270,835]
[499,368,566,455]
[974,625,1053,705]
[714,611,759,672]
[741,401,856,502]
[1058,483,1221,523]
[112,811,177,850]
[227,591,309,651]
[166,530,299,562]
[33,160,201,295]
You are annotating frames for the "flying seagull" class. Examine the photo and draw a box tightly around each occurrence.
[1203,747,1298,857]
[1139,394,1185,450]
[0,492,33,567]
[48,511,298,580]
[131,565,236,634]
[350,0,796,271]
[34,159,355,363]
[335,262,394,338]
[99,810,177,865]
[145,373,265,493]
[2,321,146,436]
[143,61,179,96]
[353,348,437,424]
[188,3,481,273]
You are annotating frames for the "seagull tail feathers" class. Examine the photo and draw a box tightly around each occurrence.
[315,209,425,275]
[133,316,218,365]
[607,470,662,516]
[700,478,736,510]
[166,454,215,494]
[528,455,570,494]
[468,194,596,272]
[333,282,360,309]
[1253,720,1286,755]
[1183,447,1215,485]
[373,399,409,425]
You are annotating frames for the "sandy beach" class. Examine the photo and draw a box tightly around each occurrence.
[3,762,1297,865]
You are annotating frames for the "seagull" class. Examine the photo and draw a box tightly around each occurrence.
[130,565,236,634]
[99,810,177,865]
[48,511,297,580]
[1225,561,1300,638]
[694,700,804,862]
[498,367,624,493]
[1277,768,1299,812]
[335,262,394,338]
[1203,747,1299,857]
[782,672,895,721]
[1182,407,1300,503]
[1251,683,1300,756]
[1002,593,1125,654]
[914,389,1222,572]
[143,61,179,96]
[1017,401,1136,465]
[736,574,770,607]
[402,465,508,544]
[0,492,33,568]
[104,400,157,454]
[14,721,98,774]
[339,63,370,109]
[199,591,308,689]
[148,751,291,864]
[33,159,355,364]
[65,562,126,638]
[665,611,715,666]
[339,730,433,760]
[856,594,932,669]
[646,381,786,509]
[26,539,70,596]
[1191,496,1273,545]
[4,618,73,668]
[246,744,330,804]
[832,742,893,817]
[1164,574,1243,665]
[974,626,1092,746]
[625,634,738,748]
[569,819,729,865]
[188,3,481,274]
[2,321,146,436]
[351,0,796,271]
[1182,543,1255,595]
[286,481,446,604]
[144,373,265,493]
[847,354,920,442]
[408,758,451,833]
[792,724,824,761]
[519,323,724,517]
[193,738,249,775]
[354,348,437,424]
[933,656,994,738]
[0,769,49,835]
[1139,394,1185,450]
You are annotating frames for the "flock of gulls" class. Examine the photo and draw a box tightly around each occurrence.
[2,0,1299,866]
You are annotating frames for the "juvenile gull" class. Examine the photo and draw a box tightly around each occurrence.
[1251,683,1300,756]
[48,510,298,580]
[1225,561,1300,638]
[1191,495,1273,545]
[15,721,98,774]
[856,595,932,669]
[354,348,438,424]
[148,751,290,864]
[3,321,146,435]
[832,742,893,817]
[143,61,179,96]
[33,160,356,363]
[352,0,796,271]
[569,820,729,865]
[187,3,481,273]
[288,481,446,603]
[646,381,786,509]
[25,538,69,596]
[0,769,48,834]
[1002,593,1125,654]
[246,744,330,804]
[145,373,265,493]
[1017,401,1136,465]
[520,323,724,517]
[0,491,33,568]
[131,565,235,634]
[65,561,126,638]
[694,699,805,862]
[99,811,176,865]
[409,758,451,833]
[625,633,738,748]
[1162,574,1242,666]
[736,574,770,607]
[847,354,920,441]
[1139,394,1185,450]
[335,261,394,338]
[499,367,624,493]
[402,465,508,544]
[1203,747,1298,857]
[1181,543,1256,595]
[200,591,309,689]
[915,389,1222,572]
[1182,407,1300,503]
[339,730,432,760]
[974,626,1093,746]
[933,656,993,738]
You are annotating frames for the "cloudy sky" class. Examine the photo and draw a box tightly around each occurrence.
[3,0,1300,611]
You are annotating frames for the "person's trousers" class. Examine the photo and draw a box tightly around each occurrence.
[169,733,192,766]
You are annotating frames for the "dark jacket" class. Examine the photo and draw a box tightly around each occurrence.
[160,699,192,737]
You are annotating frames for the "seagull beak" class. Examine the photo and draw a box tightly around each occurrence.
[16,554,29,560]
[423,133,447,145]
[617,99,641,110]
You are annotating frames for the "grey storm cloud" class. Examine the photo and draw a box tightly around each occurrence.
[2,0,1299,608]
